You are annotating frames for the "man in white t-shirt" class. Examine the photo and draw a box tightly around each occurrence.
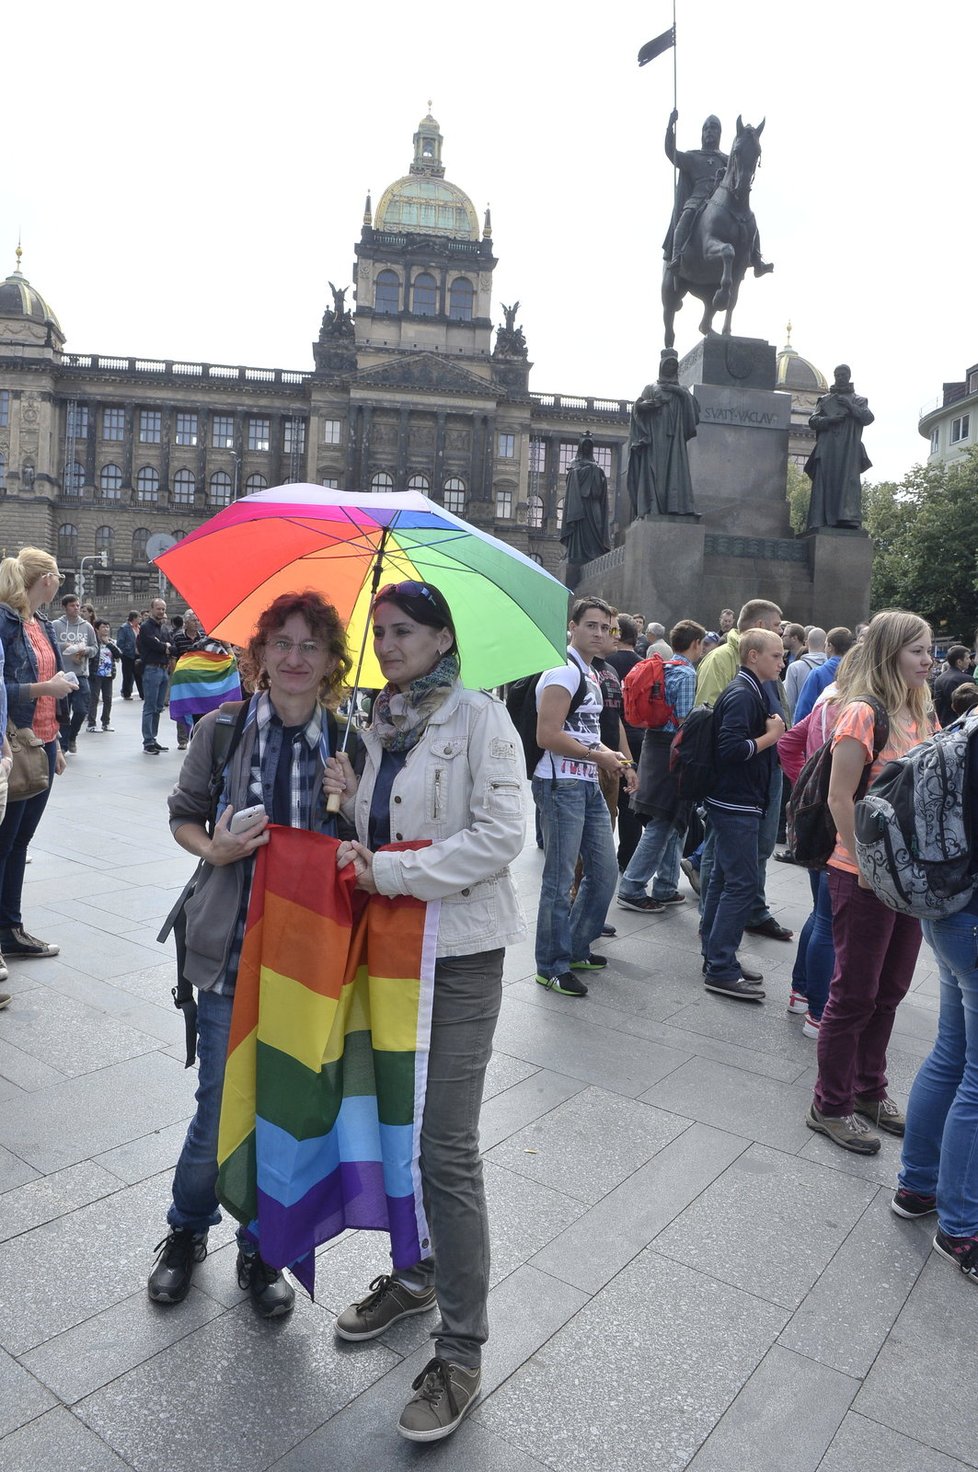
[533,597,638,996]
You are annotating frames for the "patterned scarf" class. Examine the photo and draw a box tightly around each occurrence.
[370,653,460,752]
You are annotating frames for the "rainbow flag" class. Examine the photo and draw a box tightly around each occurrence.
[168,645,242,721]
[216,825,438,1297]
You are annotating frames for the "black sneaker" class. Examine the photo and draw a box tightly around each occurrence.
[86,724,97,733]
[617,894,666,913]
[933,1228,978,1284]
[535,971,588,996]
[236,1249,295,1317]
[571,952,607,970]
[398,1358,481,1443]
[143,745,160,755]
[148,1228,208,1303]
[891,1187,938,1220]
[704,975,765,1002]
[0,927,59,958]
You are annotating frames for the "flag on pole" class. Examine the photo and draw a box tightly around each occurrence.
[637,26,675,66]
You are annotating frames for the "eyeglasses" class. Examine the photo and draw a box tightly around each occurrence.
[47,570,66,586]
[267,638,325,658]
[376,580,439,609]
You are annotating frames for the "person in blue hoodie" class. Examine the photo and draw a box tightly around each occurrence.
[700,629,786,1002]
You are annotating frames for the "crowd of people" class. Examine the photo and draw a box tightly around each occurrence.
[2,539,977,1444]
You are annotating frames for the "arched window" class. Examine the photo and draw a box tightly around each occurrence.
[172,529,186,541]
[375,270,400,315]
[412,272,437,316]
[245,473,268,493]
[95,526,114,566]
[132,527,149,563]
[209,470,233,505]
[407,474,430,493]
[495,488,514,520]
[173,468,196,504]
[443,477,465,516]
[556,497,565,528]
[63,461,84,496]
[136,466,159,502]
[527,495,544,529]
[370,471,394,493]
[99,463,123,499]
[58,523,78,566]
[448,277,474,321]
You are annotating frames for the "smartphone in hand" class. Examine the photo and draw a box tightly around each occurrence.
[229,804,267,835]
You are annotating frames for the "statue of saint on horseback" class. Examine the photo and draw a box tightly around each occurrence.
[662,111,773,349]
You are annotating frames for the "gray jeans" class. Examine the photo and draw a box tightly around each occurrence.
[395,947,503,1368]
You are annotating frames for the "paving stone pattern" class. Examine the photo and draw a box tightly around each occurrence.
[0,702,974,1471]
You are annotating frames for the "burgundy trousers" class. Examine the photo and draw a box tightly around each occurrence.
[813,867,922,1116]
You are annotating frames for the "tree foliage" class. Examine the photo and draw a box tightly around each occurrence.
[785,461,810,535]
[863,448,978,637]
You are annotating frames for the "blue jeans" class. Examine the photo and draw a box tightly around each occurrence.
[0,740,58,930]
[59,678,90,746]
[700,806,760,981]
[533,777,617,976]
[619,818,683,901]
[698,765,781,925]
[899,914,978,1238]
[790,869,835,1020]
[141,665,169,747]
[168,987,237,1235]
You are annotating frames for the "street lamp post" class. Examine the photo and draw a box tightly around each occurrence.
[78,550,108,604]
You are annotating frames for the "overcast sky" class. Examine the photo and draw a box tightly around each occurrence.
[4,0,972,483]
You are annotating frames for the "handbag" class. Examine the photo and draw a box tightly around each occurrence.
[7,724,50,803]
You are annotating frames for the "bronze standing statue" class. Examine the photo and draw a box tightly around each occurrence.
[662,113,773,348]
[804,365,874,530]
[626,353,701,520]
[561,433,610,577]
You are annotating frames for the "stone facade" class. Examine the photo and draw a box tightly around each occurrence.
[0,116,633,623]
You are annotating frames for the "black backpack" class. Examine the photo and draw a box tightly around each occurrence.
[786,698,888,869]
[668,703,718,801]
[506,664,588,778]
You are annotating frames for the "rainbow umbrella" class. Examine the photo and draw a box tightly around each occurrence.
[154,484,570,689]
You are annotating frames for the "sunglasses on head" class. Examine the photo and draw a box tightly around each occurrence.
[376,580,439,610]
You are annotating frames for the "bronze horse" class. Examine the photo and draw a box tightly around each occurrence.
[662,117,770,349]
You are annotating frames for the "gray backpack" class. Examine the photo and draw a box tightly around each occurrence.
[854,709,978,918]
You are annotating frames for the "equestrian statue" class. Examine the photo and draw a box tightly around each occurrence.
[661,111,773,349]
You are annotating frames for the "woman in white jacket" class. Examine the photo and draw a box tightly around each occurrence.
[324,578,525,1444]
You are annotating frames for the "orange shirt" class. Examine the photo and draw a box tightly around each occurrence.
[827,699,929,874]
[25,618,59,743]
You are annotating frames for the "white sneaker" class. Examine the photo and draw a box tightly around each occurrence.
[802,1013,820,1040]
[787,989,808,1016]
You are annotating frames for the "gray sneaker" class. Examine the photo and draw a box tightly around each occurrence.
[807,1102,881,1154]
[398,1358,481,1442]
[335,1273,437,1341]
[853,1093,906,1136]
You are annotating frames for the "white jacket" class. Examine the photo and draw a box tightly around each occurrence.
[344,682,527,957]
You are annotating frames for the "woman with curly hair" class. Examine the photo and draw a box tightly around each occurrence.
[147,590,351,1317]
[808,609,936,1155]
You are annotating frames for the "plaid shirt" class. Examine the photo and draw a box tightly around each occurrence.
[662,654,697,733]
[213,692,333,996]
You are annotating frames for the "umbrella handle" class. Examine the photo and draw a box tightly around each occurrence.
[326,790,342,816]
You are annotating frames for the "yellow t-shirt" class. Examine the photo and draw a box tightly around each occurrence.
[828,700,929,874]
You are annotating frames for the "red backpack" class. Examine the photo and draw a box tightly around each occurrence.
[622,655,680,729]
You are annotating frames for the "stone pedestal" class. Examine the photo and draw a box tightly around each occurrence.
[802,527,872,629]
[575,516,705,631]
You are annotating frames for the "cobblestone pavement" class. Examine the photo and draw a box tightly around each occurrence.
[1,699,975,1472]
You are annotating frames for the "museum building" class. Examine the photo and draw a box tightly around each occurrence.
[0,113,638,614]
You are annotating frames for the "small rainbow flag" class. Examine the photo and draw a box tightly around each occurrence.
[216,826,438,1297]
[168,646,242,721]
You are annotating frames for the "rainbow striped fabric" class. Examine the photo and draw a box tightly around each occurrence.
[216,825,438,1297]
[168,645,242,721]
